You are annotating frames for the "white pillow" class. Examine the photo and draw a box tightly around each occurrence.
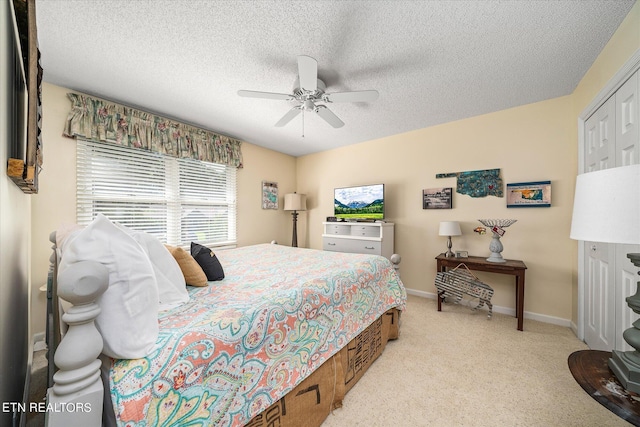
[58,214,159,359]
[57,223,188,311]
[55,222,84,254]
[126,230,189,311]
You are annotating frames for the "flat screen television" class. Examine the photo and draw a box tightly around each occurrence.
[334,184,384,220]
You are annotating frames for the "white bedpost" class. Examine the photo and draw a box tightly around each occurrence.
[390,253,401,276]
[46,254,108,427]
[46,232,60,388]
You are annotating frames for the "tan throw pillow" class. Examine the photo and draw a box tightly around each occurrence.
[165,245,208,287]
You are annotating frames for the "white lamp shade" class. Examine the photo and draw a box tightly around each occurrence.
[439,221,462,237]
[284,193,307,211]
[570,164,640,245]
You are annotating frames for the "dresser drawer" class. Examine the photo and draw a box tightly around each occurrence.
[323,237,382,255]
[350,225,380,238]
[325,224,352,235]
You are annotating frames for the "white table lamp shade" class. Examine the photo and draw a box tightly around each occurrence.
[570,164,640,245]
[284,193,307,211]
[439,221,462,237]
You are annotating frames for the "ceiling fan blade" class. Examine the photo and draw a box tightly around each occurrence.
[275,107,302,127]
[315,106,344,128]
[238,90,292,100]
[297,55,318,92]
[325,90,379,103]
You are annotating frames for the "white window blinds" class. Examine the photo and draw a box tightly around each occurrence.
[76,140,237,248]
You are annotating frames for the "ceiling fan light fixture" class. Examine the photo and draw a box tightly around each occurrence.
[238,55,378,129]
[303,100,316,111]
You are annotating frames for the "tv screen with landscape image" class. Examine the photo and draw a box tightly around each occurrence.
[334,184,384,220]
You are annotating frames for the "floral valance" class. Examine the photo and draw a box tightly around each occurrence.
[63,93,243,168]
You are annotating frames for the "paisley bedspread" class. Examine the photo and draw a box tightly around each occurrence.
[108,244,406,426]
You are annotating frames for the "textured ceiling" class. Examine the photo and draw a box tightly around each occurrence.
[35,0,635,157]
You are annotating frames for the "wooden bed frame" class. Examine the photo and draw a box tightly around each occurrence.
[44,233,402,427]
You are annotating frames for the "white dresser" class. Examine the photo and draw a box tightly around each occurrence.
[322,222,394,259]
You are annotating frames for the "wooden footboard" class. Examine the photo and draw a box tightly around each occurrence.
[245,308,401,427]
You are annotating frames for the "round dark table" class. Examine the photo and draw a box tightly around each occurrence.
[569,350,640,426]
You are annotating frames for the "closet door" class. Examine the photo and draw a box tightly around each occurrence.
[614,70,640,352]
[585,95,616,171]
[616,70,639,166]
[582,96,616,351]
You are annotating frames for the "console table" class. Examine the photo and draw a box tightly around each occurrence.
[435,254,527,331]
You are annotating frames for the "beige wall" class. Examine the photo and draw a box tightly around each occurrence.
[237,142,300,247]
[298,96,574,324]
[29,82,297,337]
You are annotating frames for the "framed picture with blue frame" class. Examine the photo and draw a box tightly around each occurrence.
[506,181,551,208]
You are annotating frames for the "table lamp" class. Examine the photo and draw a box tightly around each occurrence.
[284,192,307,247]
[570,164,640,392]
[439,221,462,257]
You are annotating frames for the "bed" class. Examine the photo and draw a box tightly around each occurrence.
[44,217,406,427]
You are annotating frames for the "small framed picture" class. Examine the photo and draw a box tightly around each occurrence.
[455,250,468,258]
[262,181,278,209]
[423,187,452,209]
[507,181,551,208]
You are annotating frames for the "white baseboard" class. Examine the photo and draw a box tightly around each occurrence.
[32,331,46,351]
[405,288,572,328]
[570,321,579,337]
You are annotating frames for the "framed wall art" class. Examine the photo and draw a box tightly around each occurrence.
[423,187,452,209]
[262,181,278,209]
[436,168,503,198]
[506,181,551,208]
[6,0,43,193]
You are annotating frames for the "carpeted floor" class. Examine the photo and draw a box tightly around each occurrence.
[322,295,629,426]
[27,348,47,427]
[27,295,629,426]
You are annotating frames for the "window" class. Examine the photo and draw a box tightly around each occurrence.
[76,140,236,248]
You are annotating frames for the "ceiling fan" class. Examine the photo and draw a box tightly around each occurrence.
[238,55,379,129]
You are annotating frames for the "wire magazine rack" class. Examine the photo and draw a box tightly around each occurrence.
[434,263,494,319]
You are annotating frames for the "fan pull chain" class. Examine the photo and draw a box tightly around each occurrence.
[301,109,305,138]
